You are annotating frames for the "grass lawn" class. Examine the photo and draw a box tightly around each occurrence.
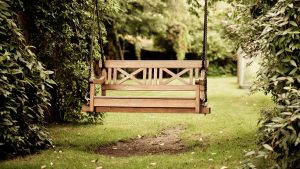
[0,77,273,169]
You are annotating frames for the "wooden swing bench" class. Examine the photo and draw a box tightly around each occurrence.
[82,60,211,114]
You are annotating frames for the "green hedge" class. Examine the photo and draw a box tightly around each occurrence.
[0,0,53,158]
[234,0,300,168]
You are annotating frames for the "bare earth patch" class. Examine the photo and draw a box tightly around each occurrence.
[95,125,189,157]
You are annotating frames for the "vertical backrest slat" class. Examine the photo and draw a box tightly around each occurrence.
[143,68,147,85]
[189,68,193,84]
[107,68,112,84]
[153,68,158,85]
[148,68,152,85]
[159,68,163,85]
[195,68,199,79]
[113,68,117,84]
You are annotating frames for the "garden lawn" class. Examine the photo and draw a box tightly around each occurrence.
[0,77,273,169]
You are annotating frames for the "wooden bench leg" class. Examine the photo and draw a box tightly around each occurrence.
[89,83,95,112]
[101,85,106,96]
[196,84,200,113]
[201,106,211,114]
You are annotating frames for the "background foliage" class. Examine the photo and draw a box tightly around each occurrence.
[107,0,237,75]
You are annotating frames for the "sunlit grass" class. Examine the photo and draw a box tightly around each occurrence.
[0,77,273,169]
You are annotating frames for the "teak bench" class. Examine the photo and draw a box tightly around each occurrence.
[82,60,211,114]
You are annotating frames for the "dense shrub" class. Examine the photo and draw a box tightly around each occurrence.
[234,0,300,168]
[16,0,109,122]
[0,0,52,158]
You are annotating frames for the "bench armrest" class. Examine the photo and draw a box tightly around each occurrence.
[195,78,205,85]
[89,76,106,84]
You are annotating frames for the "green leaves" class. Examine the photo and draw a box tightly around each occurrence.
[289,21,298,27]
[44,70,54,75]
[0,0,52,159]
[263,144,274,151]
[1,119,13,126]
[290,60,297,67]
[233,0,300,168]
[18,0,105,123]
[261,26,273,36]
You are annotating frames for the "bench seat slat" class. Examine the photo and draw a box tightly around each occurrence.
[94,96,195,99]
[94,97,195,108]
[95,107,196,113]
[103,85,200,91]
[94,107,211,114]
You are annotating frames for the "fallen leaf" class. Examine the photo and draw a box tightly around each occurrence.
[91,159,98,163]
[112,147,118,150]
[137,135,142,139]
[208,158,213,161]
[41,165,47,169]
[220,166,228,169]
[245,151,255,157]
[150,162,157,166]
[96,167,103,169]
[159,143,165,146]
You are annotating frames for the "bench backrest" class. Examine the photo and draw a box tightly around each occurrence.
[100,60,208,88]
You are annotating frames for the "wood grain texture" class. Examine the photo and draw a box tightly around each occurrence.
[95,107,195,113]
[103,85,197,91]
[107,68,112,84]
[99,60,209,68]
[90,76,106,84]
[89,83,95,112]
[94,97,195,108]
[88,60,211,114]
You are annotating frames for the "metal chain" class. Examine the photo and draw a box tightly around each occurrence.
[201,0,208,104]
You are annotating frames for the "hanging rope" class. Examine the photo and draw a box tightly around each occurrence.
[201,0,208,104]
[95,0,106,70]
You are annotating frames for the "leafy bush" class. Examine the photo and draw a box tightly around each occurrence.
[233,0,300,168]
[17,0,109,122]
[0,0,52,158]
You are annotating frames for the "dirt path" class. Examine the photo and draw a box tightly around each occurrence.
[95,125,189,157]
